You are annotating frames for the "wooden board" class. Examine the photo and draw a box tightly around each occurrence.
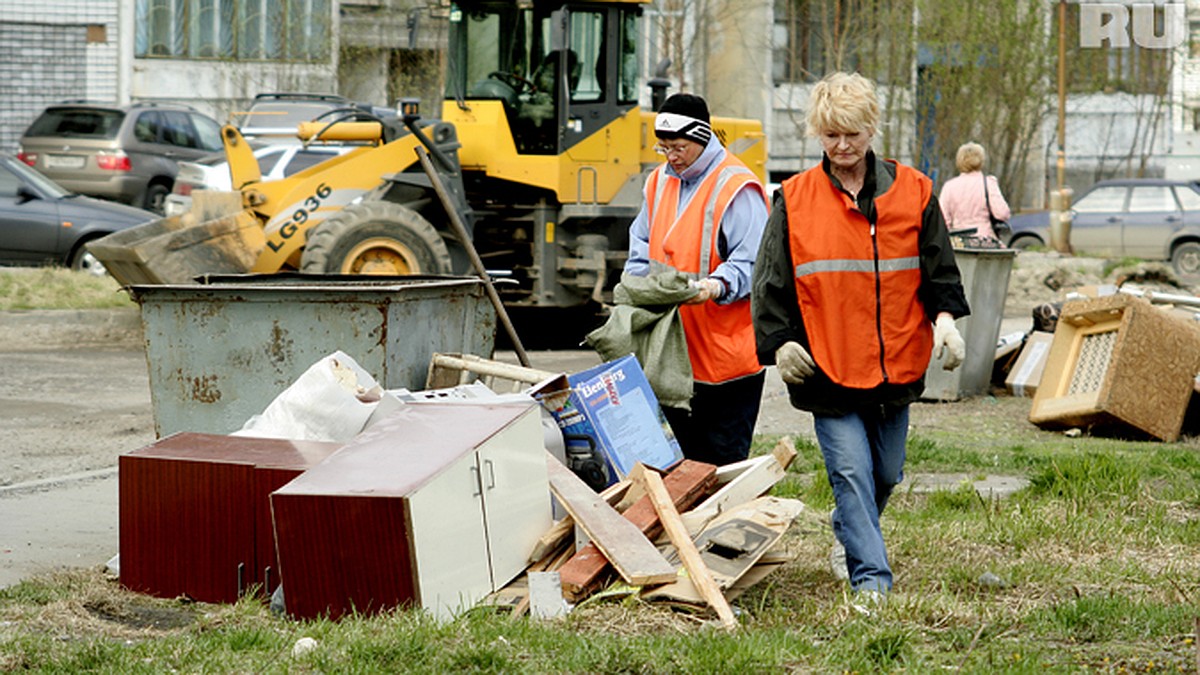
[555,459,716,599]
[644,470,737,629]
[680,438,796,536]
[544,452,676,587]
[527,480,630,564]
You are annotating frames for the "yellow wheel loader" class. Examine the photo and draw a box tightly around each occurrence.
[90,0,767,311]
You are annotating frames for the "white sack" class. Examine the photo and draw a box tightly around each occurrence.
[232,350,383,442]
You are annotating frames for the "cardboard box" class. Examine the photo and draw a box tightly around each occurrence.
[546,354,683,483]
[1005,331,1054,397]
[1029,294,1200,441]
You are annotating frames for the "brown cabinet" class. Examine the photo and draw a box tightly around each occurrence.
[118,432,342,603]
[271,402,552,621]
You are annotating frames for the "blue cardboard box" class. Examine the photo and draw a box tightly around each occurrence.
[547,354,683,483]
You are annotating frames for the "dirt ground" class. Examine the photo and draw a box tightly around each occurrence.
[1,251,1197,587]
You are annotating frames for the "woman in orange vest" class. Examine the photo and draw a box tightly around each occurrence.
[751,72,969,604]
[625,93,769,466]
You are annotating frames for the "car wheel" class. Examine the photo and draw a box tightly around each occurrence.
[142,183,171,214]
[1009,234,1043,251]
[1170,241,1200,281]
[70,245,109,277]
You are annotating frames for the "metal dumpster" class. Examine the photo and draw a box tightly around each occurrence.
[923,246,1017,401]
[130,274,497,437]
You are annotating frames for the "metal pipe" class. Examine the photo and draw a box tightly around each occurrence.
[415,147,532,367]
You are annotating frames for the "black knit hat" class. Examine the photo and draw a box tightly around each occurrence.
[655,93,712,145]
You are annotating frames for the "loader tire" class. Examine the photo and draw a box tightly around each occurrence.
[301,202,452,276]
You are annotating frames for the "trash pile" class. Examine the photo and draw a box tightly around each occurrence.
[994,274,1200,442]
[116,349,805,628]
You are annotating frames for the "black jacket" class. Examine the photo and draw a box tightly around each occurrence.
[751,152,970,417]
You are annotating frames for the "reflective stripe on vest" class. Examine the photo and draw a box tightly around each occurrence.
[645,155,766,384]
[783,160,934,389]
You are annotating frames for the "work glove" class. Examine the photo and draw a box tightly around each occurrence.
[686,277,724,304]
[933,314,966,371]
[775,341,816,385]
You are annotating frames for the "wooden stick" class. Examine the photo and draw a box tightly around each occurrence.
[643,469,737,631]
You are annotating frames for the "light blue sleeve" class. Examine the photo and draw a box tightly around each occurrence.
[710,184,768,304]
[623,202,651,277]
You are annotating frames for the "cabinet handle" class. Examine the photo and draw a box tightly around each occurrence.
[470,465,482,496]
[485,459,496,489]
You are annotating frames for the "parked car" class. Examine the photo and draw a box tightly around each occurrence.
[163,143,358,216]
[1005,178,1200,280]
[0,153,155,276]
[235,92,393,143]
[17,101,223,214]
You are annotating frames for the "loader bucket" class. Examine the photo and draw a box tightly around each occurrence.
[87,191,267,286]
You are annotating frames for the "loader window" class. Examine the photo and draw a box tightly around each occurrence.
[618,11,640,104]
[567,12,604,103]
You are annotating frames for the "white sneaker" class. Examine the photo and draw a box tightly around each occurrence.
[829,540,849,581]
[849,589,886,616]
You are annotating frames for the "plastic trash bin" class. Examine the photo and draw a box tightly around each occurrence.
[129,274,497,437]
[923,246,1017,400]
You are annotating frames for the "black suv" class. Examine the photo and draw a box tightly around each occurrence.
[17,101,224,213]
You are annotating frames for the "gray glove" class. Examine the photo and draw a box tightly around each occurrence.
[776,341,815,384]
[933,315,965,371]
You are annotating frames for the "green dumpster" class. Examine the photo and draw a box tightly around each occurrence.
[130,275,497,437]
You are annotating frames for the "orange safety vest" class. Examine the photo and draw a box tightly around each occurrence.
[782,160,933,389]
[645,154,767,384]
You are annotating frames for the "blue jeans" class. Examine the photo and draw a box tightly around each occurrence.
[814,406,909,594]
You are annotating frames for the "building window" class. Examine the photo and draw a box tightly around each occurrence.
[772,0,913,85]
[135,0,330,61]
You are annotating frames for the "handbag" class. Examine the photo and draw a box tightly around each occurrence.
[983,174,1011,240]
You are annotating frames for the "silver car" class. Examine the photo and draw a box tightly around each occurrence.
[17,102,223,214]
[1006,178,1200,281]
[163,143,357,216]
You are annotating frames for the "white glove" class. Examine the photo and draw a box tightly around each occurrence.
[687,277,723,304]
[776,341,816,384]
[933,314,965,371]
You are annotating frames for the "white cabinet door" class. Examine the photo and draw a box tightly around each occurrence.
[407,448,491,621]
[477,408,553,590]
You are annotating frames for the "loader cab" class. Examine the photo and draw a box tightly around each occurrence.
[446,0,642,156]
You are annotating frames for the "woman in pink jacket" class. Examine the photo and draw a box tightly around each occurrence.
[939,142,1011,240]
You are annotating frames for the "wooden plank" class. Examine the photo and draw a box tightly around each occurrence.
[528,479,631,563]
[556,459,716,599]
[544,452,676,587]
[643,470,737,630]
[680,437,796,536]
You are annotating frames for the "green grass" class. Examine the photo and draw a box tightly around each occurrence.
[0,267,135,310]
[4,433,1199,673]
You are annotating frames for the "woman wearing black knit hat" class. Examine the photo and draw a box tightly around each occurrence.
[619,92,770,467]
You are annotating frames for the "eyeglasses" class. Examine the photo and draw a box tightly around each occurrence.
[654,143,692,158]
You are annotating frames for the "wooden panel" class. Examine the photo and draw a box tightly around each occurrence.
[270,492,417,620]
[119,455,255,603]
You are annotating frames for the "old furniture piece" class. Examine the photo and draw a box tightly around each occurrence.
[1029,294,1200,441]
[270,401,551,621]
[119,432,343,603]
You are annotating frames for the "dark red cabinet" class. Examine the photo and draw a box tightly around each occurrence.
[119,432,342,603]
